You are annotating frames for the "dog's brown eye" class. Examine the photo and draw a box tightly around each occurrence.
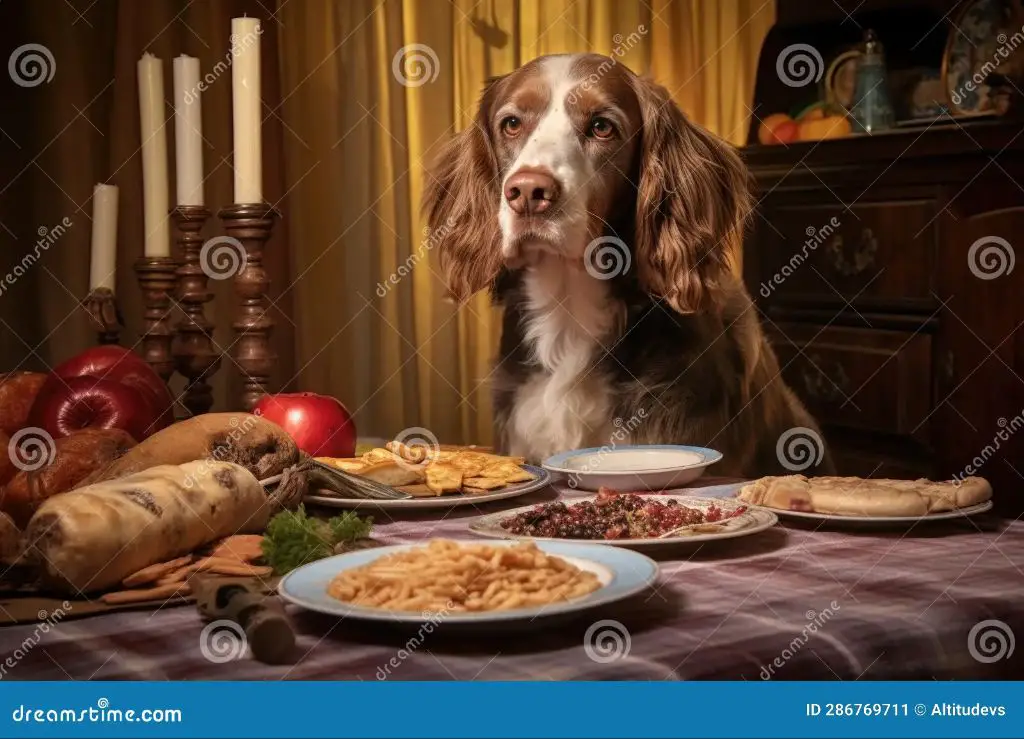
[589,117,615,139]
[501,116,523,137]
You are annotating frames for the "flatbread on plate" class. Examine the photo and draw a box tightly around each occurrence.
[737,475,991,517]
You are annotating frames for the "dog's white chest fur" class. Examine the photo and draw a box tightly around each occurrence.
[506,262,619,462]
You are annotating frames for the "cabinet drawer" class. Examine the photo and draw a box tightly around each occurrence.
[767,324,932,440]
[755,200,937,304]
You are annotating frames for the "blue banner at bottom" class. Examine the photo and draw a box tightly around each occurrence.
[0,682,1019,738]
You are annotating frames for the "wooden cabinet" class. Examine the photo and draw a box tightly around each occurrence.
[744,0,1024,515]
[743,123,1024,515]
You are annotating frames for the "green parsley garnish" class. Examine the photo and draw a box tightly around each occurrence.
[261,505,373,575]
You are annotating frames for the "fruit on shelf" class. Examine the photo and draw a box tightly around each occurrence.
[798,114,853,141]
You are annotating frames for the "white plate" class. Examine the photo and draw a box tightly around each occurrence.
[760,500,994,525]
[542,445,722,492]
[303,465,550,510]
[468,494,777,548]
[277,539,659,624]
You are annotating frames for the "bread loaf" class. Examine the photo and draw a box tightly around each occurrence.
[0,371,48,436]
[26,460,272,594]
[0,511,21,565]
[0,429,13,486]
[1,427,136,526]
[80,413,305,508]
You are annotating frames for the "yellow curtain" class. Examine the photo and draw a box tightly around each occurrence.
[276,0,774,446]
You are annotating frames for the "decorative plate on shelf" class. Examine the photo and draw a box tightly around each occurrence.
[825,49,863,110]
[943,0,1012,116]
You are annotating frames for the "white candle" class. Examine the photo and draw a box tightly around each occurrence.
[231,17,263,203]
[89,184,118,291]
[137,52,171,256]
[173,55,204,206]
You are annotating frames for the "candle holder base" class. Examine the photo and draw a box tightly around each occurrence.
[219,202,278,412]
[135,256,180,384]
[171,205,221,417]
[82,287,123,345]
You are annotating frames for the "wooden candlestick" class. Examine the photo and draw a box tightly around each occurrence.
[218,203,278,411]
[82,287,123,345]
[172,205,220,416]
[134,256,179,384]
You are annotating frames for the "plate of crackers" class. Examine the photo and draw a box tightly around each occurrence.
[306,443,551,509]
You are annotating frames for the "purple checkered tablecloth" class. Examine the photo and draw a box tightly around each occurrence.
[2,480,1023,680]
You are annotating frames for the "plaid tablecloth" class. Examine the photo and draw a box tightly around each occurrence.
[2,479,1023,680]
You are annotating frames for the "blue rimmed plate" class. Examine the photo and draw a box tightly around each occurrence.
[277,539,658,624]
[542,445,722,492]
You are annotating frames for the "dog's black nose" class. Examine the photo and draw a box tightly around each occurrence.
[504,169,560,215]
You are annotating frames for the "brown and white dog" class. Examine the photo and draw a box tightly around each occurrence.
[423,53,832,477]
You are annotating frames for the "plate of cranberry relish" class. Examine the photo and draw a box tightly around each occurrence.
[468,488,779,548]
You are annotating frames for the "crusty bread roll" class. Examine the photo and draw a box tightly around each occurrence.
[1,427,136,526]
[25,460,271,594]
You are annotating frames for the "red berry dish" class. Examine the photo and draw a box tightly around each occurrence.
[498,488,747,541]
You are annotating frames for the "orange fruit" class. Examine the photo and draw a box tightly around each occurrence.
[798,115,852,141]
[768,119,800,144]
[758,113,793,145]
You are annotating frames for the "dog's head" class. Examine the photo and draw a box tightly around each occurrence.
[423,53,751,313]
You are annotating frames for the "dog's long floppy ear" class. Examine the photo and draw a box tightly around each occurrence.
[629,76,752,314]
[423,76,506,304]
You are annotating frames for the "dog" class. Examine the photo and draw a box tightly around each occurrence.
[423,53,832,477]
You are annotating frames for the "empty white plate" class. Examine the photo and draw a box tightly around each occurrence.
[542,445,722,492]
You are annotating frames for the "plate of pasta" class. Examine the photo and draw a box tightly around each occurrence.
[277,538,658,623]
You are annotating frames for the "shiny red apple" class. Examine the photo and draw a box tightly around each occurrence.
[29,345,174,441]
[252,392,356,458]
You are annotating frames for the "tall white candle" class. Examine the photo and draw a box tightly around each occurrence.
[173,55,204,206]
[89,184,119,291]
[137,52,171,256]
[231,17,263,203]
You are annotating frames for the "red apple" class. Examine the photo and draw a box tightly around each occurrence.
[29,346,174,440]
[252,392,356,458]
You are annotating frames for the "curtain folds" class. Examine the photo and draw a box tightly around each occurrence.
[276,0,775,445]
